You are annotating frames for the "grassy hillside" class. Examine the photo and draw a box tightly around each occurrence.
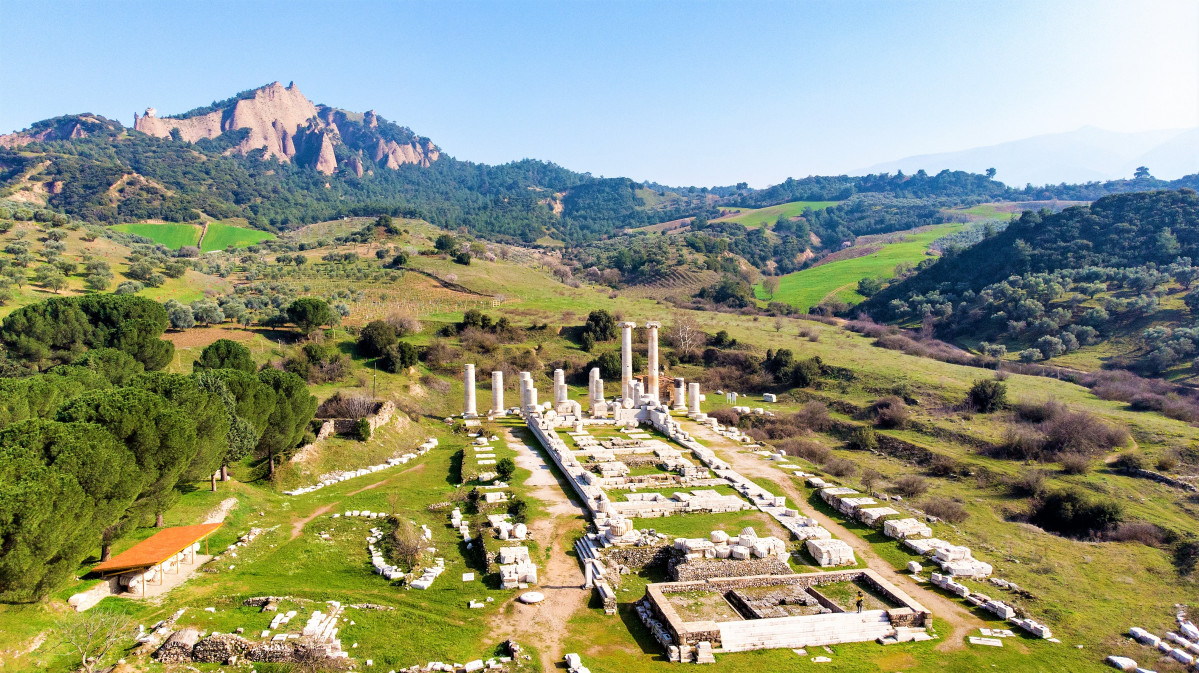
[200,221,275,251]
[110,222,202,248]
[713,199,840,229]
[758,222,964,311]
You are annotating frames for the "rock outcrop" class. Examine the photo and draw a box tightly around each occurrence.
[132,81,439,175]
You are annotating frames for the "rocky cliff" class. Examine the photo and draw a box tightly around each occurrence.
[133,82,439,175]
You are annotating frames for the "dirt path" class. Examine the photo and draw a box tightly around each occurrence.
[287,463,428,540]
[203,497,239,524]
[489,427,590,670]
[680,419,983,651]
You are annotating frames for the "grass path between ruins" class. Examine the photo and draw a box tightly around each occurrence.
[287,463,429,540]
[489,427,591,671]
[676,418,985,651]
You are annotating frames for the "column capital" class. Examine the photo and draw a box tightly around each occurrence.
[619,321,637,328]
[645,321,662,329]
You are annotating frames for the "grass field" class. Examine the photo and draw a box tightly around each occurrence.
[200,221,275,251]
[110,222,202,248]
[713,200,839,229]
[758,222,964,311]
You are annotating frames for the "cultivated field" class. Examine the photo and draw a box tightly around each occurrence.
[713,200,840,229]
[759,222,965,311]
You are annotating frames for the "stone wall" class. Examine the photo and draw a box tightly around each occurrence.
[671,557,792,582]
[601,545,674,570]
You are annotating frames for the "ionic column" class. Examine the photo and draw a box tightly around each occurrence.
[464,364,477,417]
[646,321,661,402]
[688,382,701,414]
[620,321,636,401]
[492,371,504,414]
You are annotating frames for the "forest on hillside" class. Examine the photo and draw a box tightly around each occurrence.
[859,189,1199,374]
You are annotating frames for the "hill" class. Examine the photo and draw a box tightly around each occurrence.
[859,189,1199,375]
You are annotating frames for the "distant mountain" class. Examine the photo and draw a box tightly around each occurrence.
[860,126,1199,187]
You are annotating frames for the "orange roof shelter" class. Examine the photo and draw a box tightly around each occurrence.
[92,523,221,577]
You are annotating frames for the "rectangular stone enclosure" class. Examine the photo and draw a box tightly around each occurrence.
[639,570,930,655]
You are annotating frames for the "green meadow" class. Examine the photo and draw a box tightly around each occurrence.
[715,200,840,229]
[110,222,202,248]
[200,222,276,251]
[759,222,964,311]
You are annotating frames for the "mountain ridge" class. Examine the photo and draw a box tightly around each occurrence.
[859,126,1199,186]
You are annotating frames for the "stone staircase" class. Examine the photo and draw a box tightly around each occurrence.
[718,610,894,652]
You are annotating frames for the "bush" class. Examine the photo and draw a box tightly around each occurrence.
[1030,488,1123,538]
[824,457,857,478]
[967,379,1007,412]
[775,438,830,464]
[496,457,516,481]
[922,497,969,523]
[1105,521,1167,547]
[1058,453,1092,475]
[871,395,909,429]
[1112,452,1145,472]
[380,342,418,374]
[358,320,398,357]
[353,418,372,441]
[1006,469,1047,497]
[508,496,528,523]
[893,475,928,498]
[846,426,877,451]
[793,401,832,431]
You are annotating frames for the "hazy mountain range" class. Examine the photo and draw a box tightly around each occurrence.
[860,126,1199,187]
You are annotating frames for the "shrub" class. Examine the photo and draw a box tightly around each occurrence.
[871,395,909,429]
[1156,455,1178,472]
[775,438,830,464]
[496,457,516,481]
[967,379,1007,412]
[1006,469,1047,497]
[1030,489,1123,538]
[1105,521,1167,547]
[1112,452,1145,472]
[317,392,376,419]
[926,454,963,477]
[380,342,418,374]
[709,407,741,427]
[353,418,372,441]
[922,497,969,523]
[508,496,528,523]
[846,426,878,451]
[793,402,832,432]
[357,320,398,357]
[824,457,857,478]
[1058,453,1092,475]
[893,475,928,498]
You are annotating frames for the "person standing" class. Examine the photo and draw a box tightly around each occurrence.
[856,590,864,613]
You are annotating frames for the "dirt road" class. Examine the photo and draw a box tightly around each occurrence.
[489,427,591,670]
[680,419,983,651]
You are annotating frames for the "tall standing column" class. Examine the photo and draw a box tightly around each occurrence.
[688,382,701,414]
[519,372,531,412]
[492,371,504,414]
[464,364,477,417]
[554,368,568,405]
[620,321,636,401]
[645,321,661,403]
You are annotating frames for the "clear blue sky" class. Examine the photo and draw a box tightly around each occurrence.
[1,0,1195,187]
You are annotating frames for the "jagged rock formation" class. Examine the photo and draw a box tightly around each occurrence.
[132,81,439,175]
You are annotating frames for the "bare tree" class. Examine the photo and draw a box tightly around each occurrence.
[391,519,424,571]
[665,312,704,357]
[773,317,783,333]
[57,609,131,673]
